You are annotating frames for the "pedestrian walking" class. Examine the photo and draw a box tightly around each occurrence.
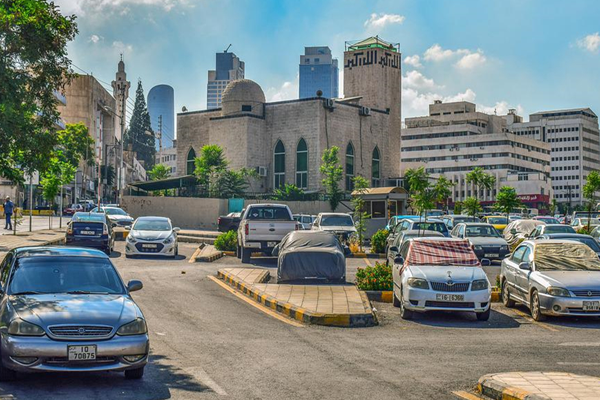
[4,196,14,230]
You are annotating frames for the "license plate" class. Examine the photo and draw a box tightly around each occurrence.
[142,244,157,248]
[267,241,277,247]
[80,230,96,235]
[583,301,600,311]
[68,345,97,361]
[485,253,499,258]
[436,294,465,302]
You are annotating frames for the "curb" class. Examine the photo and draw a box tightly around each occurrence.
[478,375,547,400]
[217,270,377,328]
[190,243,224,263]
[223,251,235,256]
[365,290,393,303]
[349,253,386,259]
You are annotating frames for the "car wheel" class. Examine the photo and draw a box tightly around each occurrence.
[175,245,179,256]
[236,243,241,259]
[399,287,413,320]
[241,247,250,264]
[530,290,546,321]
[104,247,111,255]
[124,366,144,379]
[476,308,491,321]
[0,354,16,382]
[392,289,401,308]
[502,280,515,308]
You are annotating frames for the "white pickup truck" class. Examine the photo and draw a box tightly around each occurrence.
[237,204,298,263]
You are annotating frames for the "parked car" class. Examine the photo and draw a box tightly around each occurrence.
[392,218,451,237]
[501,239,600,320]
[450,223,510,261]
[504,219,545,250]
[385,215,420,231]
[481,216,509,233]
[533,216,561,225]
[81,200,96,211]
[91,206,134,227]
[237,204,298,263]
[571,217,600,231]
[0,247,148,381]
[386,230,444,266]
[218,212,242,232]
[391,238,492,321]
[427,210,445,217]
[536,233,600,257]
[440,215,481,230]
[572,211,600,221]
[293,214,316,230]
[311,213,357,242]
[273,231,349,283]
[66,212,115,255]
[63,203,84,216]
[528,224,576,238]
[125,216,180,258]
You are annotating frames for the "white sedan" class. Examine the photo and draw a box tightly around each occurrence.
[125,216,180,258]
[391,238,492,321]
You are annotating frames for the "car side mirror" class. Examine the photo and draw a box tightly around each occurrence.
[173,227,181,233]
[510,229,517,235]
[481,258,491,266]
[518,262,531,270]
[124,226,131,230]
[111,223,117,228]
[394,256,404,265]
[272,244,280,256]
[127,280,143,292]
[389,246,399,253]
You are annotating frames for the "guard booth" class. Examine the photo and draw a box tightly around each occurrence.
[351,187,409,238]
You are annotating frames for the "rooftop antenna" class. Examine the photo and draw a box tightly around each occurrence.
[120,53,123,61]
[224,44,232,53]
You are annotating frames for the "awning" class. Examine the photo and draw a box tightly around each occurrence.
[128,175,198,191]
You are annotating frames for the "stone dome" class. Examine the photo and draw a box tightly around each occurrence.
[221,79,265,117]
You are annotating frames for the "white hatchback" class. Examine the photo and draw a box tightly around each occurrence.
[391,238,492,321]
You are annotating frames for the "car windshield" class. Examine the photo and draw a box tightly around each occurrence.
[544,225,575,234]
[488,217,508,224]
[133,219,171,231]
[72,214,105,223]
[577,218,600,225]
[321,215,354,226]
[454,216,480,224]
[534,243,600,272]
[465,226,500,237]
[246,207,291,220]
[103,207,128,216]
[538,218,560,224]
[412,222,447,233]
[8,256,125,295]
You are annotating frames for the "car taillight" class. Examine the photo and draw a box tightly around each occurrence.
[218,217,221,225]
[66,225,73,235]
[103,224,108,235]
[244,223,249,235]
[295,223,299,231]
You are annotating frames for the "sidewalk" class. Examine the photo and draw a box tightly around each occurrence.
[478,372,600,400]
[0,216,66,236]
[0,228,66,258]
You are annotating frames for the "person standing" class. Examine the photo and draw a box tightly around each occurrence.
[4,196,14,230]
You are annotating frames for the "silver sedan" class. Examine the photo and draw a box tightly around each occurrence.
[500,239,600,321]
[0,247,149,381]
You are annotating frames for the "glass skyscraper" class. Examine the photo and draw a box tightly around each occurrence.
[147,84,175,150]
[207,51,245,109]
[299,46,339,99]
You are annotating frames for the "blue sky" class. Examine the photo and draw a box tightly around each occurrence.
[56,0,600,133]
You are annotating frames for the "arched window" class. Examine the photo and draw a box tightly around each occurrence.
[186,148,196,175]
[345,142,355,191]
[372,146,380,187]
[274,140,285,189]
[296,139,308,189]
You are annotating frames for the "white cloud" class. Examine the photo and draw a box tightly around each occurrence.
[403,70,437,89]
[88,34,103,44]
[577,32,600,53]
[402,87,476,118]
[364,13,405,32]
[478,102,524,116]
[423,44,467,61]
[54,0,189,16]
[265,75,299,102]
[112,41,133,54]
[404,55,422,68]
[455,51,487,69]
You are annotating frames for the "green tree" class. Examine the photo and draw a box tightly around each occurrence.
[583,171,600,230]
[214,168,254,198]
[0,0,78,182]
[405,167,436,219]
[57,123,95,167]
[351,175,370,252]
[466,167,496,202]
[320,146,344,211]
[273,184,304,201]
[454,201,463,215]
[405,167,430,193]
[549,198,558,216]
[148,164,170,181]
[194,144,228,192]
[433,175,455,212]
[125,80,155,169]
[494,186,522,222]
[463,197,483,217]
[41,155,76,227]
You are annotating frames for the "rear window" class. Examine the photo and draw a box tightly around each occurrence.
[413,222,448,233]
[321,215,354,227]
[544,225,575,234]
[246,207,291,220]
[488,217,508,224]
[72,214,105,223]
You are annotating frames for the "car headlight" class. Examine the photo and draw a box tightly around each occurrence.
[117,318,147,336]
[500,245,508,251]
[8,319,45,336]
[163,234,174,244]
[473,245,483,251]
[407,277,429,290]
[547,287,570,297]
[127,234,137,243]
[471,279,489,291]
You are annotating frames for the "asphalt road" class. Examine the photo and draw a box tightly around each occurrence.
[1,243,599,400]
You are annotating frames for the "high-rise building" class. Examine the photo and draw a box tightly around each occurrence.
[148,84,175,151]
[207,51,245,109]
[299,46,339,99]
[506,108,599,207]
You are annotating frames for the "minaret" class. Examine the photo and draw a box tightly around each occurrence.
[112,54,131,141]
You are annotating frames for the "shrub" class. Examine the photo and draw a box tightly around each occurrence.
[370,229,389,254]
[355,262,393,291]
[348,234,360,254]
[577,226,592,235]
[214,230,237,251]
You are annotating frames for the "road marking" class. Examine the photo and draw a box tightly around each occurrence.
[452,391,485,399]
[183,366,228,396]
[559,342,600,347]
[557,362,600,366]
[208,275,304,328]
[189,247,202,263]
[510,308,559,332]
[154,332,166,336]
[363,258,372,267]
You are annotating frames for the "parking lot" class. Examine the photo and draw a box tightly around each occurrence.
[1,241,597,400]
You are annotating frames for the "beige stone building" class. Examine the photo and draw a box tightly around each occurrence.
[402,101,552,211]
[177,37,402,193]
